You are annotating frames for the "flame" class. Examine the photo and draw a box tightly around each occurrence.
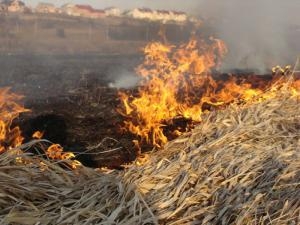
[32,131,44,139]
[46,143,81,169]
[0,87,28,153]
[0,88,81,169]
[118,38,299,148]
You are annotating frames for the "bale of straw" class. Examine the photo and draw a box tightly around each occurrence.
[0,86,299,225]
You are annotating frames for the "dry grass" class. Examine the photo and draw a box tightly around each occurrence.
[0,83,299,225]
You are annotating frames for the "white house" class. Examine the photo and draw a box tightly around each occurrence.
[126,8,154,20]
[61,3,76,16]
[171,11,187,22]
[126,7,188,23]
[2,0,26,13]
[155,10,172,23]
[0,3,7,12]
[36,2,59,14]
[61,4,105,19]
[104,7,121,17]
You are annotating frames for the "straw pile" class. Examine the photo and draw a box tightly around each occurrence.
[0,86,299,225]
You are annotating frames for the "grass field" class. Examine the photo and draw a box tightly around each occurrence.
[0,13,194,54]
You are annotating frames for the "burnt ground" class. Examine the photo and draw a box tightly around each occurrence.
[1,54,142,168]
[1,54,296,168]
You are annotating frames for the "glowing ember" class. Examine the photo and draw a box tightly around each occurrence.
[32,131,44,139]
[46,144,81,169]
[118,38,299,149]
[46,144,76,161]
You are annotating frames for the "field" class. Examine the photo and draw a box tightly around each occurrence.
[0,13,194,54]
[0,12,299,225]
[1,84,299,225]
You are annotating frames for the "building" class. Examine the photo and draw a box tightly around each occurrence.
[1,0,26,13]
[61,4,105,19]
[74,5,105,19]
[104,7,121,17]
[36,2,59,14]
[126,8,188,23]
[155,10,172,22]
[61,3,75,16]
[89,9,105,19]
[0,3,7,12]
[126,8,154,20]
[171,11,188,22]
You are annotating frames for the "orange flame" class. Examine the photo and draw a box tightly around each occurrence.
[32,131,44,139]
[0,87,81,169]
[0,88,28,152]
[118,38,299,149]
[46,144,81,169]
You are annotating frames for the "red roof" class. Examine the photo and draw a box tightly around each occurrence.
[93,9,105,13]
[157,10,170,14]
[172,11,186,15]
[76,5,93,11]
[75,4,104,14]
[138,8,152,13]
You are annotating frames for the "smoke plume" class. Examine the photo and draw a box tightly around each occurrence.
[195,0,300,73]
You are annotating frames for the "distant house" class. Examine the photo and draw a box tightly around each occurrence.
[154,10,187,23]
[61,3,75,16]
[73,4,94,17]
[171,11,188,22]
[2,0,26,13]
[104,7,121,17]
[36,2,59,14]
[0,3,7,12]
[89,9,105,19]
[155,10,172,22]
[126,8,154,20]
[74,5,105,19]
[126,7,188,23]
[61,4,105,19]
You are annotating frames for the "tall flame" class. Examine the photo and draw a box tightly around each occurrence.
[118,38,299,148]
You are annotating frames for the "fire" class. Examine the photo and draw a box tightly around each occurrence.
[119,37,227,148]
[46,144,81,169]
[32,130,44,139]
[0,87,81,169]
[0,87,28,153]
[118,38,300,149]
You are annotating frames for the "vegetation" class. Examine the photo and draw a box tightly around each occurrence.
[0,81,299,224]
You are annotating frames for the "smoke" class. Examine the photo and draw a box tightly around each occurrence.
[195,0,300,73]
[109,70,140,89]
[20,0,300,74]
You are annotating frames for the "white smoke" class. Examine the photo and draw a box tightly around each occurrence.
[195,0,300,73]
[109,71,140,89]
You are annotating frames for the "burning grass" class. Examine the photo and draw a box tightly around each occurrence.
[118,38,299,151]
[1,81,299,224]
